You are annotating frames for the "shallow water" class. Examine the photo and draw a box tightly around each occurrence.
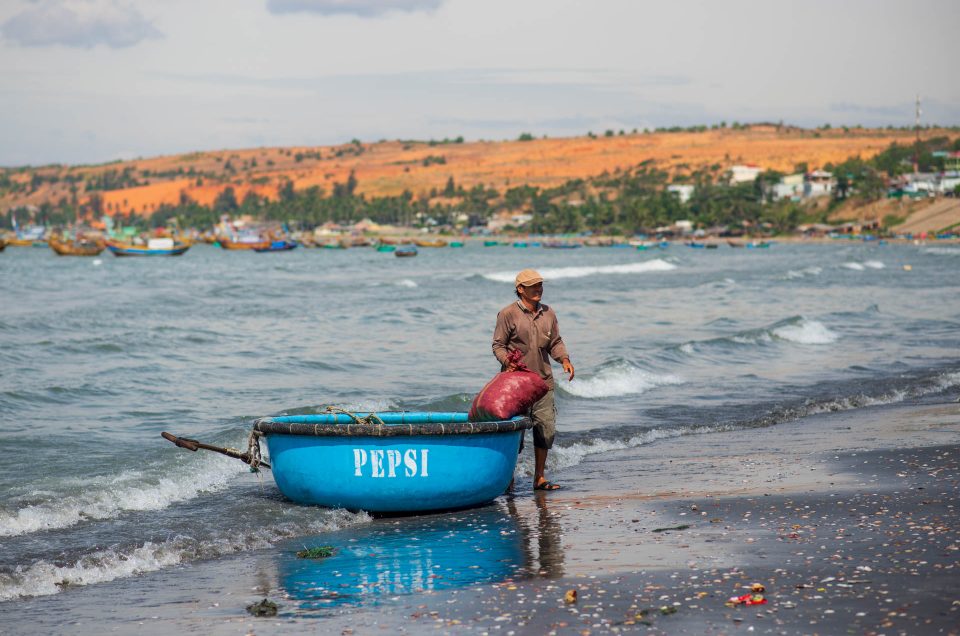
[1,241,958,603]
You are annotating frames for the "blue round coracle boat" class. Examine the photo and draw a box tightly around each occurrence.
[253,411,532,513]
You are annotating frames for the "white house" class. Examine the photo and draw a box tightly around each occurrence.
[768,173,804,201]
[666,184,695,204]
[804,169,835,198]
[729,164,762,184]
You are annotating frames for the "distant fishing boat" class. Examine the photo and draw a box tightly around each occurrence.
[705,243,719,249]
[106,237,191,257]
[218,236,271,250]
[747,241,771,249]
[376,244,396,252]
[727,240,744,248]
[162,411,533,513]
[254,239,298,252]
[686,241,706,248]
[483,240,499,247]
[395,245,418,257]
[8,224,48,247]
[542,241,581,249]
[449,241,464,248]
[512,241,528,248]
[414,239,447,248]
[48,234,105,256]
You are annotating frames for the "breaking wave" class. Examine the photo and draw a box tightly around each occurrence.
[0,454,246,538]
[771,318,838,344]
[0,508,366,601]
[560,360,684,398]
[483,259,676,283]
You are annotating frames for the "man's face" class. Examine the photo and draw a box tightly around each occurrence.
[517,282,543,305]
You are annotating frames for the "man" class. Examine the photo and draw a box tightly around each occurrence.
[492,268,575,491]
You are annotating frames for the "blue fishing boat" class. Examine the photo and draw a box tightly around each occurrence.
[251,411,531,512]
[254,239,298,252]
[395,245,418,257]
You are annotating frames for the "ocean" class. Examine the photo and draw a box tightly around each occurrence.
[1,241,958,608]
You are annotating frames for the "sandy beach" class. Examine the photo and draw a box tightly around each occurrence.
[8,392,957,635]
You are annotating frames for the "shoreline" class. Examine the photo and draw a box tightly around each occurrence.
[6,396,959,634]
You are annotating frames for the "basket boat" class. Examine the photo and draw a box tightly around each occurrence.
[252,411,532,513]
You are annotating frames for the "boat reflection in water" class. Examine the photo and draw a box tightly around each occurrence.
[279,495,564,611]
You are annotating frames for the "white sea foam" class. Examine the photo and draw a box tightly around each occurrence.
[562,362,684,399]
[0,454,245,538]
[514,425,722,476]
[732,332,773,345]
[483,259,677,283]
[842,261,884,271]
[679,343,696,355]
[784,266,822,280]
[0,508,366,601]
[772,319,838,345]
[924,247,960,256]
[396,279,418,288]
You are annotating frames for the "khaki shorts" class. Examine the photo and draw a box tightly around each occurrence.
[530,389,557,450]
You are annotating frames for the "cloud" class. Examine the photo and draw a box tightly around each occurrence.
[1,0,161,49]
[266,0,443,18]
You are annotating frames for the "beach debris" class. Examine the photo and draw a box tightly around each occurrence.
[246,598,279,617]
[726,583,768,607]
[659,605,678,615]
[296,545,335,559]
[903,264,912,271]
[652,524,691,533]
[564,589,578,604]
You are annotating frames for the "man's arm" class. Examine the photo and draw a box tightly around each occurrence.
[492,310,512,367]
[549,313,574,381]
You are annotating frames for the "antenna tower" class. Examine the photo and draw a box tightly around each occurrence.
[913,94,921,173]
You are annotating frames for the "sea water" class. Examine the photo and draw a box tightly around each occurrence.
[0,242,958,604]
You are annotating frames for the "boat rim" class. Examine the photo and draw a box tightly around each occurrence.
[254,412,532,437]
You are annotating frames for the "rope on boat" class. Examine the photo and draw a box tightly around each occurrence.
[323,405,385,427]
[246,430,264,472]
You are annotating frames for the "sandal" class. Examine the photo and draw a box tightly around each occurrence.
[534,480,561,491]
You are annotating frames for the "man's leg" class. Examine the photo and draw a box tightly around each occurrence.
[530,390,558,490]
[534,446,548,487]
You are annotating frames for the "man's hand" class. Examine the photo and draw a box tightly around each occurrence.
[562,359,575,381]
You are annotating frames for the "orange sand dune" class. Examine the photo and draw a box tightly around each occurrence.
[2,126,950,217]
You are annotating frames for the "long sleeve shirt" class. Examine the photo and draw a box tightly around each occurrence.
[492,300,570,389]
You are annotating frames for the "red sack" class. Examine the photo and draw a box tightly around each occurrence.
[469,350,549,422]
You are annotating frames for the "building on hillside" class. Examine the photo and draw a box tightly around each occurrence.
[486,211,533,232]
[796,223,836,237]
[666,184,695,204]
[767,173,804,201]
[803,170,836,198]
[728,164,762,184]
[939,171,960,195]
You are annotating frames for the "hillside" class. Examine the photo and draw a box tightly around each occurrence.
[1,125,949,221]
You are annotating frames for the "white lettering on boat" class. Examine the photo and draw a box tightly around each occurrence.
[354,448,430,477]
[371,450,384,478]
[353,449,367,476]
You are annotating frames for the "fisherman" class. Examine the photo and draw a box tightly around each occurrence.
[493,268,574,491]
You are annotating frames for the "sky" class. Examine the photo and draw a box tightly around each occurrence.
[1,0,958,166]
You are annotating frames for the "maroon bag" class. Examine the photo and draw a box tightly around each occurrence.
[469,350,549,422]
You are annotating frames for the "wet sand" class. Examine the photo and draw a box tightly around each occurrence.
[5,399,959,635]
